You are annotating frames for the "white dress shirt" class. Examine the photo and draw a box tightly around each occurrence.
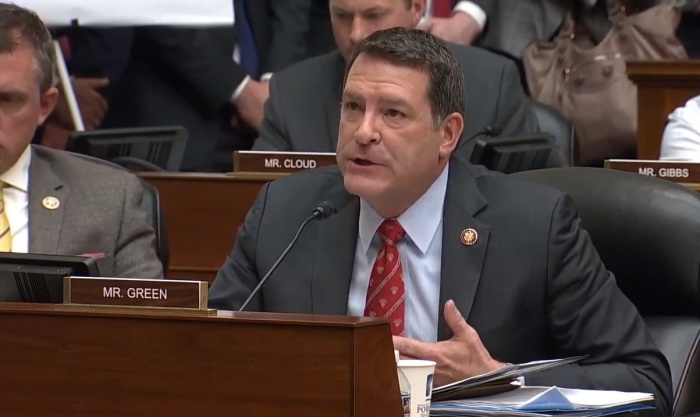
[425,0,487,29]
[347,164,449,343]
[0,146,31,253]
[660,95,700,161]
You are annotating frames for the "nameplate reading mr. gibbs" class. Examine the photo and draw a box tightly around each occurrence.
[604,160,700,184]
[63,277,208,310]
[233,151,337,174]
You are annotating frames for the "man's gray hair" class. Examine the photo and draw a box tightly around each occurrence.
[0,2,57,92]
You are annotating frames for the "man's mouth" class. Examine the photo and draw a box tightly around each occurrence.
[352,158,374,166]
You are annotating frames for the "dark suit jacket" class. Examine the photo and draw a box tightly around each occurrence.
[246,0,315,72]
[59,27,133,87]
[253,46,539,158]
[307,0,337,58]
[209,158,671,416]
[679,12,700,58]
[29,146,163,279]
[101,26,246,172]
[103,0,312,172]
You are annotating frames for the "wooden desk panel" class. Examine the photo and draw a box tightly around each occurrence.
[0,304,403,417]
[139,173,280,282]
[628,61,700,159]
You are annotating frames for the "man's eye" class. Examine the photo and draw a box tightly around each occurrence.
[386,109,404,118]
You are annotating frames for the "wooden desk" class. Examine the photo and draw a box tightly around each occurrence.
[0,303,402,417]
[139,172,281,282]
[628,60,700,159]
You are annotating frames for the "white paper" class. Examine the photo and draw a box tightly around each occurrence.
[557,387,653,407]
[15,0,234,27]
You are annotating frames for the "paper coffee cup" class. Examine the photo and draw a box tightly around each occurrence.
[397,359,436,417]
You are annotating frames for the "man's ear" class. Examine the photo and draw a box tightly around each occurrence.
[439,112,464,158]
[411,0,428,26]
[37,86,59,125]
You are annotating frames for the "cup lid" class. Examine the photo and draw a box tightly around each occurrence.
[397,359,437,367]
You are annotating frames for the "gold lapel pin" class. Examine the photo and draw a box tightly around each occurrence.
[460,228,478,246]
[42,196,60,210]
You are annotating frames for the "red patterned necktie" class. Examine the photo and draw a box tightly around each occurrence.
[364,219,406,336]
[432,0,453,17]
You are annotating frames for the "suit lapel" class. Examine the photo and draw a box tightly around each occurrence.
[437,160,490,341]
[28,149,66,254]
[311,194,359,315]
[323,52,346,151]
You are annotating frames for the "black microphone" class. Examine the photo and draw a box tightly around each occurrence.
[457,125,502,151]
[238,201,337,312]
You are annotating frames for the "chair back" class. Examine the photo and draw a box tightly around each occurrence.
[531,100,575,167]
[67,126,187,172]
[513,167,700,416]
[140,181,169,272]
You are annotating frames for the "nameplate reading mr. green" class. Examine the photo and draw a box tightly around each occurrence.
[63,277,208,310]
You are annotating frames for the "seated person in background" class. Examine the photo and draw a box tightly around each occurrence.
[253,0,539,158]
[210,28,671,416]
[660,95,700,161]
[0,3,162,279]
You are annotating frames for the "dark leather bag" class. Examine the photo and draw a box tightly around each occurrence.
[523,0,687,166]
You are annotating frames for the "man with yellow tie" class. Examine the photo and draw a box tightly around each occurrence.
[0,3,162,279]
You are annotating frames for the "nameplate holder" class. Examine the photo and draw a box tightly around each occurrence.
[233,151,337,174]
[604,159,700,184]
[63,277,208,311]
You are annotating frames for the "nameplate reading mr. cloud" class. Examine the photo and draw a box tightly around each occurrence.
[63,277,208,310]
[233,151,337,174]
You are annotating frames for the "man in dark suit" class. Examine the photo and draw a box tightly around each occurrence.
[210,28,671,415]
[102,0,313,172]
[253,0,538,157]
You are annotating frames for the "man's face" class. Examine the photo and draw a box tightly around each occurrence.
[336,54,461,213]
[0,39,57,174]
[330,0,425,61]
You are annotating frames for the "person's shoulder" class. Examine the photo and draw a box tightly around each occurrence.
[267,164,343,193]
[254,165,348,221]
[273,50,343,85]
[460,158,564,205]
[446,43,512,71]
[671,94,700,121]
[32,145,139,187]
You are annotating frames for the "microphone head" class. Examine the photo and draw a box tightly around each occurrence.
[312,201,337,220]
[485,125,502,137]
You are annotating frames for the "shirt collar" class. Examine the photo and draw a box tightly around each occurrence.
[358,163,449,255]
[0,146,31,192]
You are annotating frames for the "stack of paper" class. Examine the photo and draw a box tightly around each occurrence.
[430,386,654,417]
[433,356,587,402]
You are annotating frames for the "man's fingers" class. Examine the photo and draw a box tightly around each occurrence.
[444,299,473,338]
[393,335,438,360]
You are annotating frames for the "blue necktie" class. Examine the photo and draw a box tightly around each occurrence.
[237,0,260,79]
